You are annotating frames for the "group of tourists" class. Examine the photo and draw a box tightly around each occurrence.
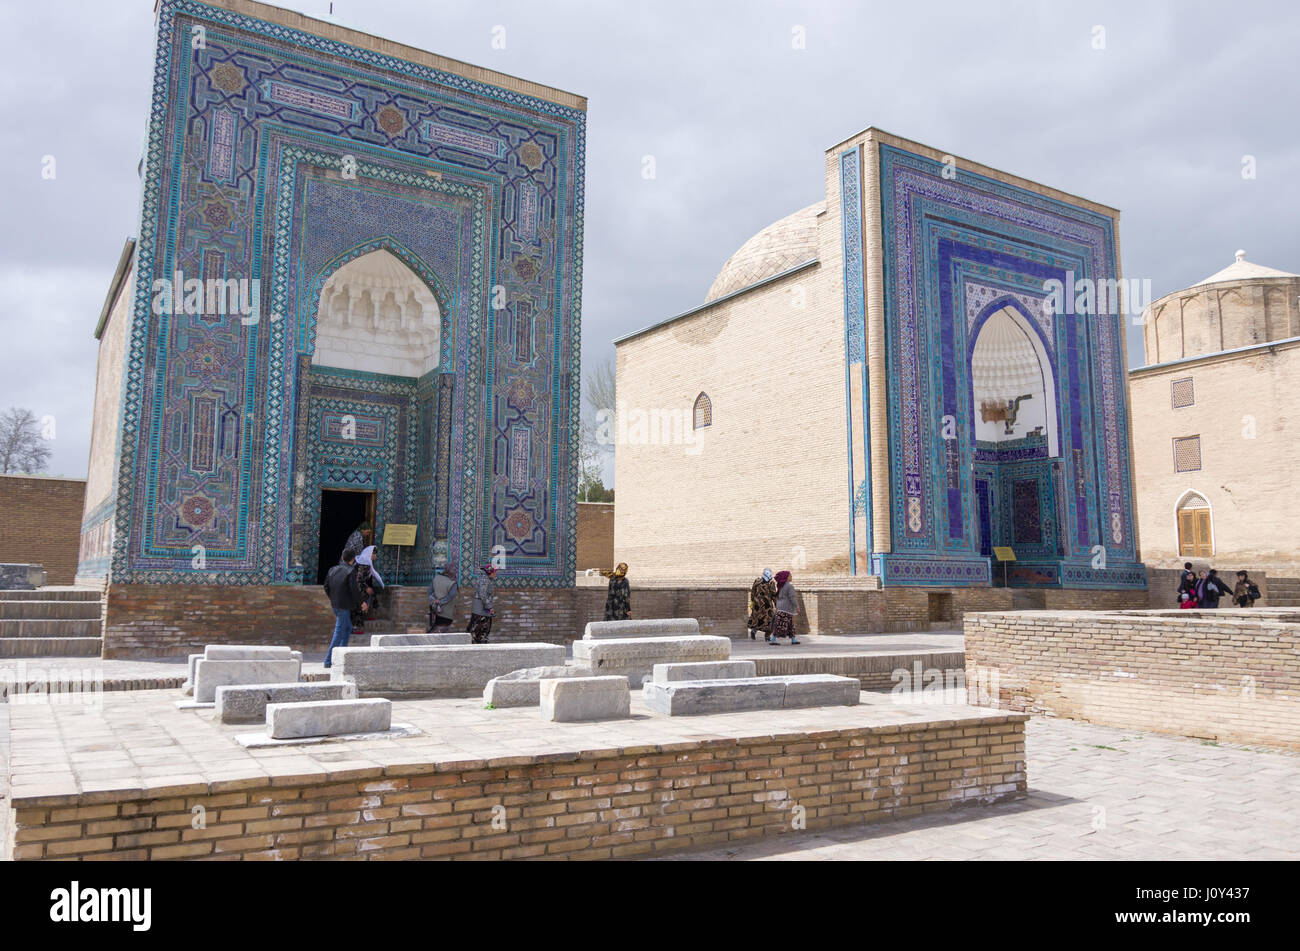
[326,542,817,663]
[1177,562,1260,609]
[324,520,506,665]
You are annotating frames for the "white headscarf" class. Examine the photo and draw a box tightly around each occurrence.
[356,545,384,586]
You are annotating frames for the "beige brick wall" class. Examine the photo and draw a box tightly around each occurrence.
[614,244,850,578]
[1129,341,1300,572]
[6,716,1026,860]
[77,262,134,581]
[966,609,1300,749]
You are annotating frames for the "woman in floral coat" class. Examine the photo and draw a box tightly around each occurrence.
[466,564,498,644]
[601,563,631,621]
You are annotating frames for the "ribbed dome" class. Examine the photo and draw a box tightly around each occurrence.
[1193,250,1297,286]
[971,310,1044,406]
[705,203,822,303]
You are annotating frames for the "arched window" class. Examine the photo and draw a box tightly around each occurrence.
[693,392,712,430]
[1176,491,1213,557]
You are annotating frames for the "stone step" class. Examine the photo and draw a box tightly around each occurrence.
[0,637,102,658]
[0,619,102,638]
[0,600,103,620]
[0,588,102,601]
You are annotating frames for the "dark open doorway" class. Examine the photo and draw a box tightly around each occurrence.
[316,489,374,584]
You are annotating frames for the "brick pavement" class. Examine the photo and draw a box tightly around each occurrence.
[662,717,1300,861]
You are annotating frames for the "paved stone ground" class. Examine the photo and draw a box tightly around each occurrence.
[662,716,1300,861]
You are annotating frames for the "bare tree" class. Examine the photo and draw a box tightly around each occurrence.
[0,407,52,474]
[579,356,616,500]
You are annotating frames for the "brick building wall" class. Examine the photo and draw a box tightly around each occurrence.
[576,502,614,570]
[614,220,848,580]
[6,715,1027,860]
[0,475,87,585]
[965,609,1300,749]
[1129,340,1300,574]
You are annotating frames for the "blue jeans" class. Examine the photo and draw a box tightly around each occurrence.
[325,608,352,667]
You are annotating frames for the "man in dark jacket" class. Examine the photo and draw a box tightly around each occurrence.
[323,549,367,668]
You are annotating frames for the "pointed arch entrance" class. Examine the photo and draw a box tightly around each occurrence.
[968,302,1062,576]
[289,245,454,584]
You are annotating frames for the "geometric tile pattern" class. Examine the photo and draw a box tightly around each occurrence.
[871,144,1144,588]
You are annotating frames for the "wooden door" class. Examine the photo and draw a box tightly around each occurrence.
[1177,508,1212,556]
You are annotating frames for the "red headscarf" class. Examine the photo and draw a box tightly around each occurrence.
[774,570,791,590]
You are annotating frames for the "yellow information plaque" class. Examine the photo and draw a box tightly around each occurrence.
[992,546,1016,562]
[382,523,418,546]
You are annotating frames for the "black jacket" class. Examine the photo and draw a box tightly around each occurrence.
[324,563,363,612]
[1198,575,1231,607]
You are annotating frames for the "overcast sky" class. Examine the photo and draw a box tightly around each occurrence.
[1,0,1296,478]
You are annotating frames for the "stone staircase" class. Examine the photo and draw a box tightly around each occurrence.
[0,588,104,658]
[1265,576,1300,606]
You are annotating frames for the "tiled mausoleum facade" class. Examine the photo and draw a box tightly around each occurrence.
[615,129,1146,591]
[78,1,585,597]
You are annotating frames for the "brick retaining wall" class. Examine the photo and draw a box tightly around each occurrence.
[102,581,1150,657]
[6,716,1026,860]
[965,609,1300,749]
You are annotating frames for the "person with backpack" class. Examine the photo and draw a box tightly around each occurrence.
[323,548,367,668]
[1233,570,1261,608]
[426,562,459,632]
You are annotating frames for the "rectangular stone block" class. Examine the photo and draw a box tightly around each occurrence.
[651,660,757,683]
[539,676,630,722]
[642,678,785,716]
[571,635,730,687]
[781,674,861,708]
[185,645,295,694]
[215,681,358,724]
[369,632,471,647]
[266,698,392,739]
[583,618,700,639]
[642,674,860,716]
[333,643,566,697]
[483,666,591,707]
[193,655,303,703]
[205,645,296,660]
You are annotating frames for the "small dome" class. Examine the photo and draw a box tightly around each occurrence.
[1193,250,1297,286]
[705,203,822,302]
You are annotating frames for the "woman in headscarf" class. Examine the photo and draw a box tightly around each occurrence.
[351,545,385,637]
[601,562,631,621]
[467,564,498,644]
[769,570,800,645]
[341,521,373,563]
[747,568,777,641]
[426,562,459,632]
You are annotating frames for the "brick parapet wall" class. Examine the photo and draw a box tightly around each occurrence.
[102,582,1152,657]
[6,716,1027,861]
[965,609,1300,749]
[0,476,86,585]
